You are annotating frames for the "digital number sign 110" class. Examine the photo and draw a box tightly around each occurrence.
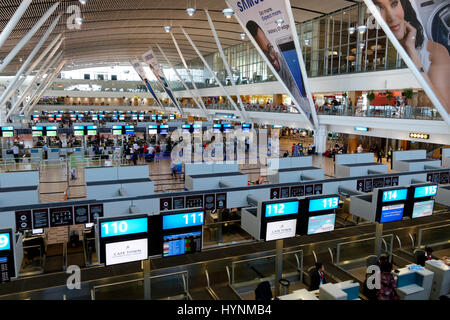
[100,218,148,238]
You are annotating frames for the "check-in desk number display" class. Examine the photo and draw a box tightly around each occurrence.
[98,215,149,266]
[375,187,408,223]
[32,209,49,229]
[49,207,74,227]
[0,230,15,283]
[15,210,32,232]
[261,199,299,242]
[297,195,339,236]
[407,184,438,219]
[204,194,216,210]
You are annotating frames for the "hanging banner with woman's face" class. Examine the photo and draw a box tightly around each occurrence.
[225,0,317,129]
[130,58,163,109]
[363,0,450,122]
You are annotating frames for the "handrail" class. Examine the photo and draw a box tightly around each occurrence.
[328,247,334,264]
[312,250,318,263]
[230,249,303,285]
[395,235,402,249]
[417,223,450,248]
[408,233,415,248]
[336,234,394,264]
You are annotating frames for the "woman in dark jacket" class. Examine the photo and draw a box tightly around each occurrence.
[377,262,399,300]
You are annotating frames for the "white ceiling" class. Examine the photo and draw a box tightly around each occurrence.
[0,0,362,74]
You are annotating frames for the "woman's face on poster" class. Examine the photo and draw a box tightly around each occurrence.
[375,0,407,41]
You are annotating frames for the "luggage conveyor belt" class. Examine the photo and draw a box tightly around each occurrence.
[0,211,448,300]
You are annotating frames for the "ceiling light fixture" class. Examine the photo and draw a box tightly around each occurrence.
[75,17,83,25]
[348,26,355,34]
[79,0,87,4]
[240,33,246,40]
[222,8,234,19]
[164,26,172,33]
[186,8,196,16]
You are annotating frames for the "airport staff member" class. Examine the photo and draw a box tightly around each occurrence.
[309,262,326,291]
[12,144,19,163]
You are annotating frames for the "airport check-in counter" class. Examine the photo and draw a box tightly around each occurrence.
[334,153,387,178]
[1,149,14,160]
[435,185,450,206]
[184,162,247,192]
[278,289,319,300]
[30,148,42,162]
[0,229,22,283]
[318,281,360,300]
[85,166,153,200]
[72,147,84,158]
[393,149,441,172]
[268,167,324,184]
[47,148,60,160]
[424,259,450,300]
[0,171,39,209]
[395,265,434,300]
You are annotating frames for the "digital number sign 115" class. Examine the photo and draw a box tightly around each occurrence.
[414,185,437,198]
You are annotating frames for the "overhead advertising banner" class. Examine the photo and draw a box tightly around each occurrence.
[142,48,182,113]
[363,0,450,124]
[130,58,164,109]
[226,0,318,128]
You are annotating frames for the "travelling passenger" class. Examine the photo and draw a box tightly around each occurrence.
[43,143,48,159]
[377,262,399,300]
[357,144,363,153]
[373,0,450,113]
[309,262,326,291]
[386,147,393,162]
[132,149,138,165]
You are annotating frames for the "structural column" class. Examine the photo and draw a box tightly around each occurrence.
[348,134,358,153]
[313,125,328,154]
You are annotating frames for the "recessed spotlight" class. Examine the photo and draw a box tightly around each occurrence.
[240,33,246,40]
[222,8,234,19]
[276,18,284,26]
[75,17,83,25]
[348,27,355,34]
[186,8,196,16]
[164,26,172,33]
[79,0,87,5]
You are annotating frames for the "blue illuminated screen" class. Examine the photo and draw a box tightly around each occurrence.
[380,204,404,223]
[414,185,437,198]
[309,197,339,212]
[100,217,148,238]
[162,212,204,230]
[0,232,11,251]
[265,201,299,218]
[381,189,408,203]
